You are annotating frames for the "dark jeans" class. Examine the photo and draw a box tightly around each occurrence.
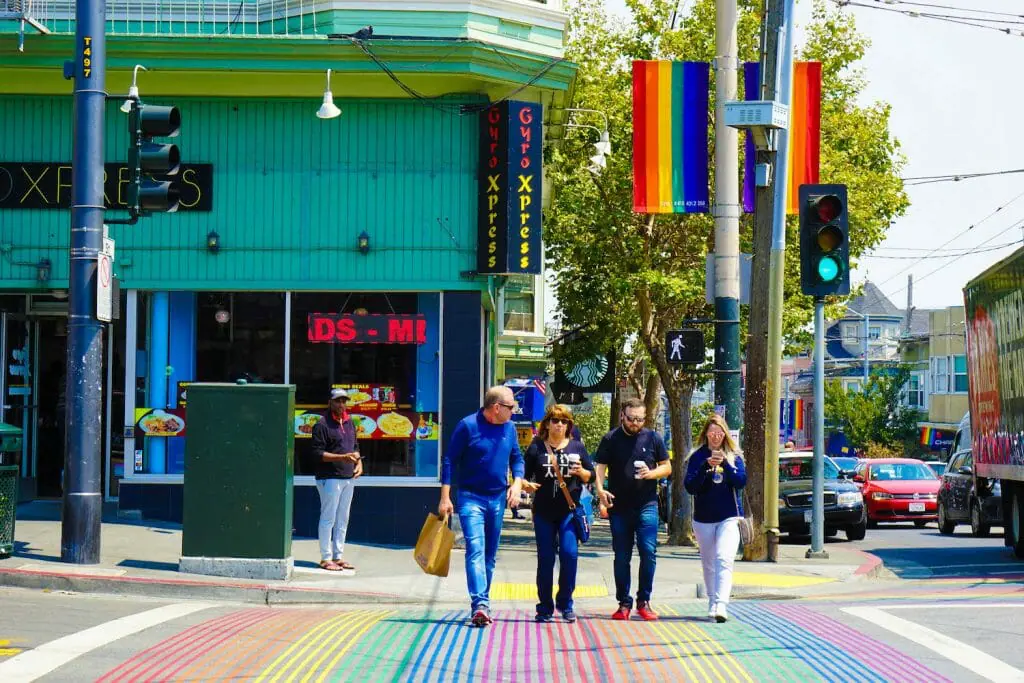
[533,512,579,615]
[609,503,659,608]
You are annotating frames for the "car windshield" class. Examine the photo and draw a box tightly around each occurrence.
[833,457,858,471]
[869,463,936,481]
[780,457,839,481]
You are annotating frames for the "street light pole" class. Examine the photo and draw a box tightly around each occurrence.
[62,0,106,564]
[808,297,828,558]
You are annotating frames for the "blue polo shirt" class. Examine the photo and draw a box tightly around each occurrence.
[441,410,525,495]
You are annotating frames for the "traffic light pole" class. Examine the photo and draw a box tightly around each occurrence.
[808,296,828,558]
[713,0,742,431]
[63,0,106,564]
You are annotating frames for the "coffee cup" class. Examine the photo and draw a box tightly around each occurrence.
[634,460,646,479]
[566,454,581,466]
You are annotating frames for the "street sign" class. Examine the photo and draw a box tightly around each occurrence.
[665,329,704,364]
[97,237,115,323]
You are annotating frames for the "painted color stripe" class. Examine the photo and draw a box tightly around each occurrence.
[644,61,661,212]
[260,611,361,681]
[632,60,648,212]
[742,61,760,213]
[682,62,710,212]
[843,606,1024,682]
[214,611,327,681]
[771,604,950,683]
[404,611,460,683]
[671,60,686,212]
[656,60,674,213]
[314,611,393,683]
[0,602,214,682]
[787,61,822,213]
[298,611,380,682]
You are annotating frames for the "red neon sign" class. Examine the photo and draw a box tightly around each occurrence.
[307,313,427,344]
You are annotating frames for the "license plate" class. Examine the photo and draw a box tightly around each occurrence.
[909,502,925,512]
[803,510,812,524]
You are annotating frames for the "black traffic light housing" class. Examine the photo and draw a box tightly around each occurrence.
[799,183,850,297]
[126,100,181,216]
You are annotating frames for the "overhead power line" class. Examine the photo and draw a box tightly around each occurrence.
[865,240,1022,259]
[901,167,1024,186]
[836,0,1024,37]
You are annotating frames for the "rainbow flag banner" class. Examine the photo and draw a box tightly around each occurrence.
[632,60,710,214]
[742,61,761,213]
[786,61,822,214]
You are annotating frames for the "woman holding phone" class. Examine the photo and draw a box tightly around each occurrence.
[523,404,595,623]
[684,413,747,623]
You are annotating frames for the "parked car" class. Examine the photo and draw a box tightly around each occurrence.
[924,460,946,479]
[937,436,1002,537]
[832,456,860,476]
[778,452,866,541]
[854,458,940,527]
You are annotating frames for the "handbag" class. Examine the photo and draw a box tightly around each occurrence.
[545,443,590,543]
[733,483,754,546]
[413,513,455,577]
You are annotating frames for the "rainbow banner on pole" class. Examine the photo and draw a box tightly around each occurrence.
[786,61,822,214]
[631,60,710,214]
[742,61,761,213]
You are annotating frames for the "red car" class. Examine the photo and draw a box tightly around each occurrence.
[854,458,940,527]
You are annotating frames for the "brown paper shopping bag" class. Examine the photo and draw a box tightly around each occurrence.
[413,513,455,577]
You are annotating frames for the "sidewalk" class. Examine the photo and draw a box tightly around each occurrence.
[0,501,883,607]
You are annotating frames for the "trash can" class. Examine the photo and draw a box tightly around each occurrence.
[0,422,23,558]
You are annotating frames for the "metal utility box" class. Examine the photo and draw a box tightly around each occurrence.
[0,422,23,467]
[180,382,295,579]
[0,422,23,557]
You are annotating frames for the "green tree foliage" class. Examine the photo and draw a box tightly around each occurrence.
[545,0,908,543]
[823,368,920,454]
[573,394,612,451]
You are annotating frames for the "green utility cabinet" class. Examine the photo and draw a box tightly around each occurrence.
[0,422,23,558]
[180,383,295,579]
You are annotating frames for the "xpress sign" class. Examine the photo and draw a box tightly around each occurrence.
[476,101,542,275]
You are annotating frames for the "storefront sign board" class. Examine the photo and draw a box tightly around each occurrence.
[293,408,437,440]
[307,313,427,344]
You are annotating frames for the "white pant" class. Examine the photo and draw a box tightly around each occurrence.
[693,518,740,608]
[316,478,356,562]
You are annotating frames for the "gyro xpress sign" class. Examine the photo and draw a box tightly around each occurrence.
[477,101,542,275]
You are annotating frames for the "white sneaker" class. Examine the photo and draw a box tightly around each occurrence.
[715,604,728,623]
[708,606,716,620]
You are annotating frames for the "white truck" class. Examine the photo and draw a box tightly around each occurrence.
[964,248,1024,557]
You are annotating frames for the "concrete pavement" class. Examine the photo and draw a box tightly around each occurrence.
[0,501,883,606]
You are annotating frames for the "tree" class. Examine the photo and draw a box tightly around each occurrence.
[545,0,908,546]
[823,367,919,454]
[574,395,612,451]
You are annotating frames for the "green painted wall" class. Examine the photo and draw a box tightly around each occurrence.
[0,95,490,292]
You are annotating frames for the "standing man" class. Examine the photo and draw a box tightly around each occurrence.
[594,398,671,621]
[439,385,525,627]
[311,388,363,572]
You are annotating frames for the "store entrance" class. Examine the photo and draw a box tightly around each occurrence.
[34,317,68,498]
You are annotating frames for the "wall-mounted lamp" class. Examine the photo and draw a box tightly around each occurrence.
[559,107,613,175]
[316,69,342,120]
[357,230,370,255]
[120,64,147,114]
[36,258,51,282]
[206,230,220,254]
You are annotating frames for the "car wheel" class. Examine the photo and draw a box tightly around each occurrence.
[938,502,955,535]
[970,500,991,538]
[826,527,838,538]
[846,510,867,541]
[914,520,927,528]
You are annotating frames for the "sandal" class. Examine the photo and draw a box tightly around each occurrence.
[334,560,355,570]
[319,560,343,571]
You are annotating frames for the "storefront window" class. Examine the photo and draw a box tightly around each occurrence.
[503,292,535,333]
[196,293,285,384]
[290,293,440,478]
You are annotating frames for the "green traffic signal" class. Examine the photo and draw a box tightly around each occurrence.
[799,184,850,297]
[818,256,840,282]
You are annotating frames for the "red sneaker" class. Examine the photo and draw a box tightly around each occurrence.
[636,602,659,621]
[611,606,631,621]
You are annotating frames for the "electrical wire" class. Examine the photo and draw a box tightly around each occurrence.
[836,0,1024,36]
[864,241,1023,259]
[902,167,1024,186]
[859,0,1024,20]
[875,188,1024,287]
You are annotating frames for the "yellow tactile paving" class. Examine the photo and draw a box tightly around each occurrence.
[732,572,836,588]
[488,582,608,600]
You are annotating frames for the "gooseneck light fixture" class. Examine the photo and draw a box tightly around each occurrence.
[560,107,612,174]
[120,64,148,114]
[316,69,342,120]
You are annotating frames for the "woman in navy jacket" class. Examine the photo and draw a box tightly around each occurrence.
[684,413,747,623]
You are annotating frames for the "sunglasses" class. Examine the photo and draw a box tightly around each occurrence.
[498,402,515,409]
[549,417,570,425]
[623,415,645,424]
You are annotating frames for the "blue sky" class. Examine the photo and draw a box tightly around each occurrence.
[584,0,1024,314]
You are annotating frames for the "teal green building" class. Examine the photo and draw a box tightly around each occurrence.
[0,0,574,543]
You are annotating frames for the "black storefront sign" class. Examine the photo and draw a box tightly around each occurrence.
[553,350,617,405]
[476,100,543,275]
[0,162,213,211]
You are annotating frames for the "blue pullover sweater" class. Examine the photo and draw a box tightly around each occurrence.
[441,410,525,495]
[683,445,747,523]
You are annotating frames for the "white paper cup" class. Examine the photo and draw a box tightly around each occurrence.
[566,454,581,466]
[634,460,646,479]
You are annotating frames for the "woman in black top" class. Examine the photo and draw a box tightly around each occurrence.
[523,404,595,623]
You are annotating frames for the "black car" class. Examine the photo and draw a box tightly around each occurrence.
[937,449,1002,537]
[778,452,867,541]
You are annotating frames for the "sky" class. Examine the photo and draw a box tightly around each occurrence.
[548,0,1024,323]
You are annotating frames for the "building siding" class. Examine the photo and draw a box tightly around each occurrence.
[0,95,484,291]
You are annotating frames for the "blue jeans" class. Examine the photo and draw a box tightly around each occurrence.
[533,513,579,615]
[457,489,506,611]
[609,503,659,608]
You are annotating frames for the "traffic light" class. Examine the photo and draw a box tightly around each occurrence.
[799,183,850,297]
[126,100,181,215]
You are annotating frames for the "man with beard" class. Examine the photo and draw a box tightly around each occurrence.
[594,398,671,621]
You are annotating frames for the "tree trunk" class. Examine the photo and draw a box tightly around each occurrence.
[643,371,661,427]
[666,383,696,545]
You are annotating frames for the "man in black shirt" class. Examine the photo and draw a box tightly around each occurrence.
[594,398,671,621]
[311,388,362,571]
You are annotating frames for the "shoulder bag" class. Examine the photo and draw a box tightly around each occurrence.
[733,479,754,546]
[546,443,590,543]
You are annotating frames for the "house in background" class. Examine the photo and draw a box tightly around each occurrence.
[907,306,968,458]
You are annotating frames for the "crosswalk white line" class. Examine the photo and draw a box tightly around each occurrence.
[0,602,215,682]
[843,606,1024,682]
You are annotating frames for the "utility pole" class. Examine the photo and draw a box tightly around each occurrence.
[713,0,741,431]
[62,0,106,563]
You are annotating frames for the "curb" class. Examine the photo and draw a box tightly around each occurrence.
[851,549,884,579]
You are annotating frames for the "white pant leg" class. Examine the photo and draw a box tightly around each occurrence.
[692,520,720,607]
[316,479,342,562]
[714,518,741,606]
[332,479,356,559]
